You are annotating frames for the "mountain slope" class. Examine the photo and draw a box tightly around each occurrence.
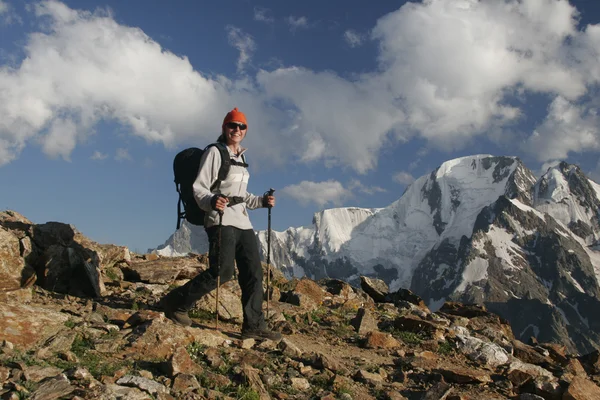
[152,155,600,352]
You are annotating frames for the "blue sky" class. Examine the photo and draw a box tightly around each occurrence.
[1,0,600,252]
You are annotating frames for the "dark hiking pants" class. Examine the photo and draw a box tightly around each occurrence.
[170,226,266,331]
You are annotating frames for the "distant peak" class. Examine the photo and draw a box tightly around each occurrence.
[434,155,519,181]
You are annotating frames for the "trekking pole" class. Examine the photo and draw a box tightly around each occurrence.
[216,210,223,331]
[264,188,275,320]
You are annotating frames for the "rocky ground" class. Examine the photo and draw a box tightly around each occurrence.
[2,210,600,400]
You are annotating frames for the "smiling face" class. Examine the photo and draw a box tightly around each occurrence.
[223,121,247,147]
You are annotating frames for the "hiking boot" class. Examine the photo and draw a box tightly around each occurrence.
[164,308,192,327]
[241,328,282,341]
[159,294,192,327]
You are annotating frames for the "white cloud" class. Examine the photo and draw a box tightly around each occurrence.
[524,97,600,161]
[254,7,273,24]
[286,16,308,32]
[3,0,600,173]
[0,0,22,25]
[42,118,77,160]
[282,180,350,207]
[343,30,365,48]
[226,26,256,73]
[393,171,415,185]
[370,0,586,144]
[115,148,132,161]
[91,151,108,160]
[348,179,386,195]
[0,0,231,166]
[256,67,405,173]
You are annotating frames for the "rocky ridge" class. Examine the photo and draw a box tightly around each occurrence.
[157,156,600,354]
[3,210,600,399]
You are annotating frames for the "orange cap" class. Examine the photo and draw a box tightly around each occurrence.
[222,107,247,126]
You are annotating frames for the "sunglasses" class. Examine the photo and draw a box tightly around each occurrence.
[225,122,247,130]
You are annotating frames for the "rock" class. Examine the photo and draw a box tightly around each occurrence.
[436,365,492,384]
[240,338,256,349]
[565,358,587,377]
[122,257,205,284]
[519,394,545,400]
[122,317,199,359]
[384,391,408,400]
[171,373,200,394]
[66,368,94,382]
[539,342,568,365]
[30,374,74,400]
[23,366,63,383]
[354,370,385,385]
[422,381,452,400]
[166,346,202,377]
[278,338,303,358]
[360,276,388,303]
[0,287,33,304]
[0,366,10,383]
[0,302,69,350]
[563,376,600,400]
[439,302,489,318]
[455,334,510,367]
[506,360,554,386]
[363,331,401,349]
[314,353,348,375]
[241,366,270,400]
[385,288,429,312]
[67,247,105,297]
[394,315,444,336]
[0,227,27,291]
[321,279,357,300]
[196,281,243,323]
[280,278,325,310]
[116,375,169,396]
[578,350,600,375]
[351,308,378,334]
[36,331,78,358]
[100,384,150,399]
[529,377,562,400]
[512,340,554,367]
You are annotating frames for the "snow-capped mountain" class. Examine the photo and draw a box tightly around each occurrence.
[153,221,209,257]
[152,155,600,353]
[263,155,538,290]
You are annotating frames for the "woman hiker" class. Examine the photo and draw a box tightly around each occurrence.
[160,107,282,341]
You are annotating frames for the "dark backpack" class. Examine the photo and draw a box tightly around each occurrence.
[173,142,231,229]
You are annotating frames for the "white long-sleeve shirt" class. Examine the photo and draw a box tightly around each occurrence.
[192,145,264,229]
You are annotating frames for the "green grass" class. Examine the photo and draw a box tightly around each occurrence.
[236,385,260,400]
[5,350,43,367]
[70,334,131,379]
[105,267,120,281]
[186,342,207,362]
[71,335,94,356]
[64,319,76,328]
[437,341,454,355]
[393,330,425,345]
[188,308,215,321]
[104,328,120,339]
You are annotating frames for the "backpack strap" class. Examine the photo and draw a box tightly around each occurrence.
[230,159,249,168]
[206,142,231,192]
[176,192,183,230]
[205,142,249,191]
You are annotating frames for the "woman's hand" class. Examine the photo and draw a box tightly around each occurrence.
[212,195,229,211]
[264,195,276,208]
